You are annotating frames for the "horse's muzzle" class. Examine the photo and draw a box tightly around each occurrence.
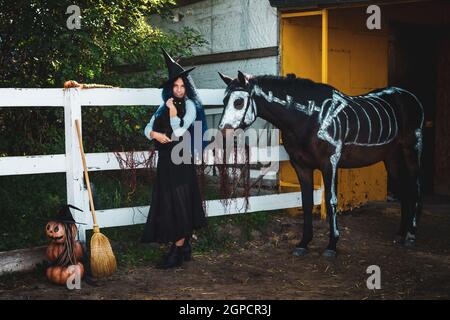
[219,124,234,136]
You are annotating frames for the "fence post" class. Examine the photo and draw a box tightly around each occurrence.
[64,88,88,243]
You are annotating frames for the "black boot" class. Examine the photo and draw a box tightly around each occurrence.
[182,239,192,262]
[156,244,183,269]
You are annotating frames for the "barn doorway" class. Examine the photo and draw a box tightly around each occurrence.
[388,22,450,195]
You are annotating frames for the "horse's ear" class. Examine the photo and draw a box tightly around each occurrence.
[238,70,249,86]
[218,72,233,85]
[286,73,297,80]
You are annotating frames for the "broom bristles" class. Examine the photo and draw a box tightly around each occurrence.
[90,231,117,278]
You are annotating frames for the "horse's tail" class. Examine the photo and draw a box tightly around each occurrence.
[393,87,424,177]
[393,87,425,130]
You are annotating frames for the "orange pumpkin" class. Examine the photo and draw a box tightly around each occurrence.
[46,263,84,285]
[73,241,84,260]
[46,241,83,262]
[45,221,77,244]
[46,243,64,262]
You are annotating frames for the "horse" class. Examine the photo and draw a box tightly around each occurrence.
[217,71,424,257]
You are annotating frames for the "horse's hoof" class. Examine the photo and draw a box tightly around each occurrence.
[292,247,308,257]
[322,249,337,258]
[403,238,416,247]
[403,232,416,247]
[403,240,415,247]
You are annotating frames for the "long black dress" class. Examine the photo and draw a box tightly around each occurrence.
[141,99,207,243]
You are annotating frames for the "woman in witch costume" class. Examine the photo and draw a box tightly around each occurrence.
[141,48,208,269]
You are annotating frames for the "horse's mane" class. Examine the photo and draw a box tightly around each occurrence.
[250,74,334,103]
[252,74,319,88]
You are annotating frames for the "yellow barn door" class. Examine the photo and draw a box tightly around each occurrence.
[280,7,388,216]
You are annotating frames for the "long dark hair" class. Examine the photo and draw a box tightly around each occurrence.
[155,75,209,156]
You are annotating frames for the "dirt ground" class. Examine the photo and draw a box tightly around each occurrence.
[0,196,449,300]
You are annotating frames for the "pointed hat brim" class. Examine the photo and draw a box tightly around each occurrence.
[159,47,196,88]
[158,67,196,89]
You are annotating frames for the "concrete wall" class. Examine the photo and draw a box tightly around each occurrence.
[151,0,279,88]
[189,56,278,89]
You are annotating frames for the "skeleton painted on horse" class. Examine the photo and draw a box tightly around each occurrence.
[218,71,424,257]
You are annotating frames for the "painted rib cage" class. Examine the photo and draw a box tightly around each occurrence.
[320,89,400,147]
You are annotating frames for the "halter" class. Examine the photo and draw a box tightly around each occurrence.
[219,86,257,130]
[238,88,256,129]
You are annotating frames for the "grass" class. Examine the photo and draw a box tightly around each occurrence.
[0,172,139,251]
[0,170,280,273]
[0,170,159,251]
[0,173,67,251]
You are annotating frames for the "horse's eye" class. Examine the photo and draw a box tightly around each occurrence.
[234,98,244,109]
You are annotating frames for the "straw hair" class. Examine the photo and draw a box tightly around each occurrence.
[75,119,117,278]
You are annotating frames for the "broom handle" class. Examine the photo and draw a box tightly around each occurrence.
[74,120,99,230]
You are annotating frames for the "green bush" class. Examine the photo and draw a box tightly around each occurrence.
[0,0,208,251]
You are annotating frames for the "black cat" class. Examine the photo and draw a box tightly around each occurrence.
[152,97,186,150]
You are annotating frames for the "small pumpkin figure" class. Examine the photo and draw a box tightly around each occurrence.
[46,220,78,244]
[45,263,85,286]
[44,205,86,286]
[46,241,84,262]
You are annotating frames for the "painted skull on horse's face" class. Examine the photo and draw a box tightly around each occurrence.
[218,71,257,132]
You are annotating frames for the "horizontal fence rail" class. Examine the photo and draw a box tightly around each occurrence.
[0,88,225,107]
[0,148,291,175]
[0,88,323,243]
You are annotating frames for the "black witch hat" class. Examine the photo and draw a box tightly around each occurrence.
[159,47,196,89]
[44,204,87,225]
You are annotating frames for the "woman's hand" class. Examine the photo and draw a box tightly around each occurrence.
[166,98,175,110]
[166,98,177,117]
[151,131,172,144]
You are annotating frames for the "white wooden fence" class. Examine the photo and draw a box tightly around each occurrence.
[0,88,323,243]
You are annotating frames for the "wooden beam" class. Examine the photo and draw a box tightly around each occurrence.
[173,0,205,8]
[270,0,370,10]
[282,10,323,18]
[273,0,423,12]
[321,8,328,84]
[113,47,279,73]
[0,246,47,275]
[179,47,279,66]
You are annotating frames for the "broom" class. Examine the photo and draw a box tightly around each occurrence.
[75,119,117,277]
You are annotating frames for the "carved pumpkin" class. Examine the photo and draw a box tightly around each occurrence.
[46,241,83,262]
[46,243,64,262]
[45,221,77,244]
[46,263,84,285]
[43,205,87,286]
